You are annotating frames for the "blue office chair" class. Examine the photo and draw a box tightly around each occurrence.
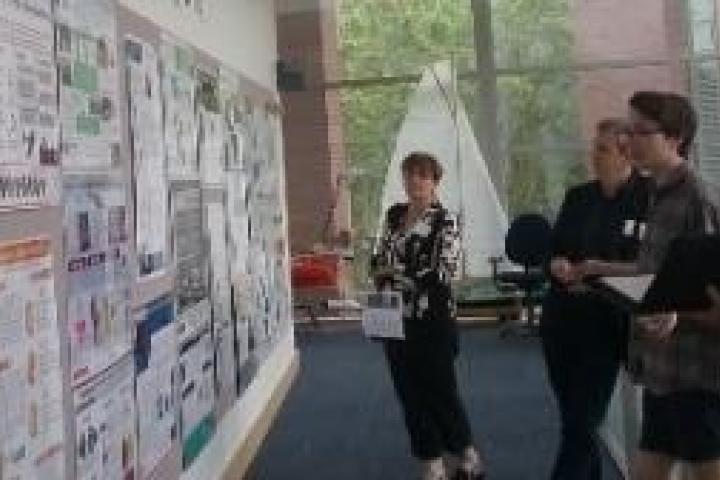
[493,213,552,336]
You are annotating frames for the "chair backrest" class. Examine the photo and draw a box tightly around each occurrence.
[505,213,552,268]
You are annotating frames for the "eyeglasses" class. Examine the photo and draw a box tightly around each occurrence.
[629,126,663,136]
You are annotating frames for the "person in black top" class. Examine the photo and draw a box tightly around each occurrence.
[540,118,652,480]
[371,152,485,480]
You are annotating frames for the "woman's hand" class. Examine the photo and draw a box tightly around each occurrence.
[576,259,609,277]
[550,257,581,286]
[372,266,397,284]
[637,312,678,341]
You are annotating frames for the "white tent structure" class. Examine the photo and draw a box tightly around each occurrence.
[379,61,508,278]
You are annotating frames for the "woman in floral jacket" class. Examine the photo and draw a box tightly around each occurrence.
[371,152,485,480]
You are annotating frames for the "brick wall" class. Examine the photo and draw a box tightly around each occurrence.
[571,0,688,144]
[277,1,350,255]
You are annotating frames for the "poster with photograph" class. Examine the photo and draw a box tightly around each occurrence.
[178,326,214,469]
[170,182,209,340]
[65,183,131,387]
[161,37,197,180]
[125,36,169,277]
[219,68,245,172]
[244,107,290,355]
[73,354,136,480]
[197,68,224,186]
[134,298,178,479]
[0,0,60,208]
[198,110,224,186]
[55,0,122,172]
[226,169,250,375]
[0,237,65,480]
[205,201,234,414]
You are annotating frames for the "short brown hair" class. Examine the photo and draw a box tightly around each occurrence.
[597,117,630,136]
[629,91,697,159]
[401,151,443,182]
[597,117,631,151]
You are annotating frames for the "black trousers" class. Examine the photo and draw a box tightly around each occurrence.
[540,305,626,480]
[384,338,473,460]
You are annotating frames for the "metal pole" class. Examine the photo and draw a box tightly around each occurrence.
[450,55,468,279]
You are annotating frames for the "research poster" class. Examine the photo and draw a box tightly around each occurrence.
[219,68,245,172]
[205,201,234,413]
[0,237,65,480]
[125,36,169,277]
[161,37,197,180]
[170,182,210,339]
[73,355,136,480]
[65,183,131,387]
[244,108,290,353]
[0,0,60,208]
[134,298,178,479]
[178,326,214,469]
[226,169,250,373]
[197,69,224,186]
[55,0,122,172]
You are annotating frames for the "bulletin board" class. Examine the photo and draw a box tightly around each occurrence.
[0,1,293,479]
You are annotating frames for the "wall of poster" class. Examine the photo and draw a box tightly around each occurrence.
[55,0,122,172]
[65,182,131,387]
[73,354,136,480]
[134,298,178,479]
[125,36,169,277]
[0,0,60,208]
[0,3,293,479]
[0,237,65,480]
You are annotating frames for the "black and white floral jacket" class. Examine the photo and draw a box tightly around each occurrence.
[371,202,460,348]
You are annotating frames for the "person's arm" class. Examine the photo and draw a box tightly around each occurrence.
[578,259,639,277]
[370,208,398,289]
[635,312,678,341]
[410,211,461,293]
[435,212,461,284]
[676,286,720,333]
[548,188,586,286]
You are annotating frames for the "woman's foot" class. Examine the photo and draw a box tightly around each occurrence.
[451,446,486,480]
[421,457,448,480]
